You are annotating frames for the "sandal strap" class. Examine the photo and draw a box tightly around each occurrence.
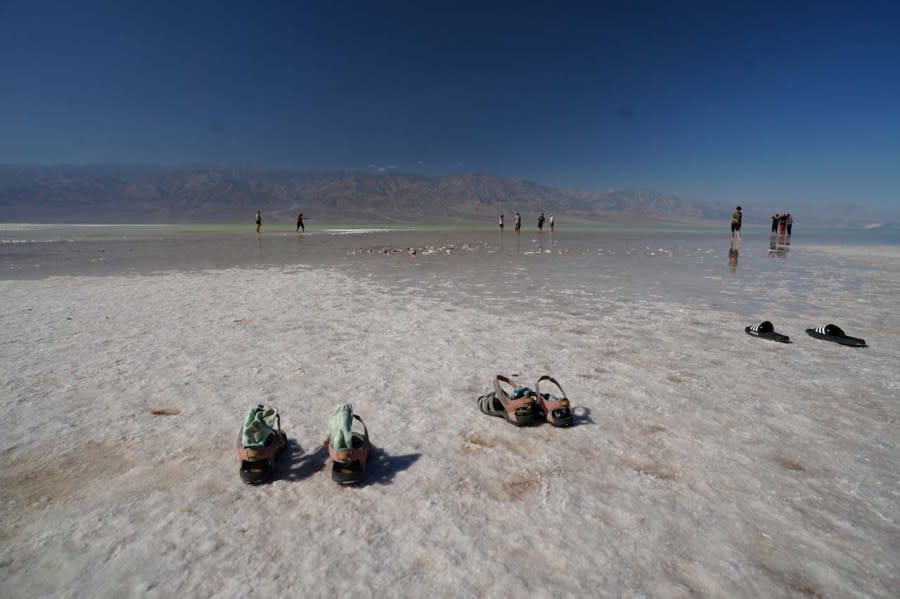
[493,375,517,401]
[353,414,369,443]
[493,375,534,410]
[536,375,567,400]
[478,392,504,416]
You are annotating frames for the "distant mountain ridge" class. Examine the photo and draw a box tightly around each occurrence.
[0,164,730,224]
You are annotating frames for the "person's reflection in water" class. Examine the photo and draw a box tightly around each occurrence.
[768,233,790,259]
[778,242,790,259]
[728,248,739,272]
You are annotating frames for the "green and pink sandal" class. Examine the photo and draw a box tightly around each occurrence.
[477,375,538,426]
[535,375,573,427]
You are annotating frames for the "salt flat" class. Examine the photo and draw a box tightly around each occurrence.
[1,226,898,598]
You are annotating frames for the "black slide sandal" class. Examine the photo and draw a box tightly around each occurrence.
[806,324,867,347]
[745,321,790,343]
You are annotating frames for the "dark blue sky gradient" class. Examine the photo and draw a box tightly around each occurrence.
[1,1,898,209]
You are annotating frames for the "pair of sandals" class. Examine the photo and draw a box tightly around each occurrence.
[745,321,868,347]
[478,375,573,427]
[237,403,371,486]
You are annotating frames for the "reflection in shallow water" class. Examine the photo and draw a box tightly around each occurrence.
[3,225,898,318]
[768,232,791,258]
[728,248,739,272]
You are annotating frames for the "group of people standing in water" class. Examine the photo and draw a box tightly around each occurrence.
[254,211,305,233]
[254,208,792,243]
[769,212,794,259]
[256,209,562,234]
[729,205,797,265]
[498,212,555,232]
[772,213,793,236]
[729,206,796,241]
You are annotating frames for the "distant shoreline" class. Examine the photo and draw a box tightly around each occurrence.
[1,220,896,233]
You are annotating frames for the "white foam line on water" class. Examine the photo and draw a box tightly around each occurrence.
[322,228,419,235]
[803,244,900,260]
[0,223,173,230]
[0,238,78,244]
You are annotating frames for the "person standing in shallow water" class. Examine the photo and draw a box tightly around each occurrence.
[549,215,555,232]
[537,212,545,232]
[296,213,305,232]
[730,206,742,243]
[771,213,779,234]
[514,212,521,233]
[255,210,262,233]
[498,214,504,231]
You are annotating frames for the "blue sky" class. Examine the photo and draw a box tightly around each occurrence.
[1,1,898,211]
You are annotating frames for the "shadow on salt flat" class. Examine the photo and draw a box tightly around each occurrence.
[278,440,327,481]
[366,448,422,486]
[572,406,595,426]
[275,440,421,486]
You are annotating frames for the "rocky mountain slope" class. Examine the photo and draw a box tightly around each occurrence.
[0,164,734,224]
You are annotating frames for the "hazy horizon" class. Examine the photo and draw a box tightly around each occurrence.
[1,2,898,212]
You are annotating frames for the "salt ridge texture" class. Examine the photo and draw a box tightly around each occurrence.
[1,240,898,598]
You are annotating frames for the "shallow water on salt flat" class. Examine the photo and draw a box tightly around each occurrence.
[3,224,897,317]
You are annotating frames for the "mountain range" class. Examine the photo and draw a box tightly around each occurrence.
[0,165,886,226]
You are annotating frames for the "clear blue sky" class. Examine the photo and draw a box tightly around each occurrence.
[1,1,898,210]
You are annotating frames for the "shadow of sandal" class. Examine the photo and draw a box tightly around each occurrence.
[364,448,422,486]
[278,439,327,482]
[572,406,595,426]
